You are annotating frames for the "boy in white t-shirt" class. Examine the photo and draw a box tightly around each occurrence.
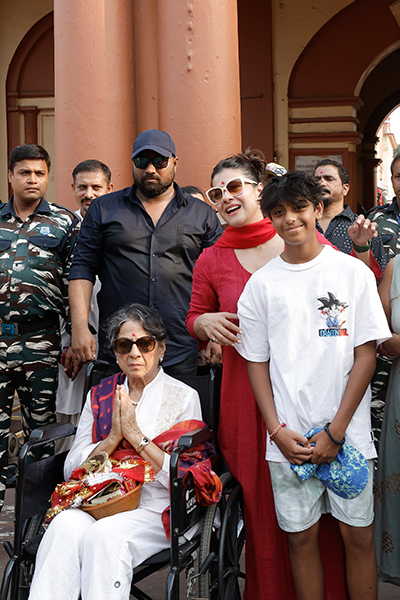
[236,171,391,600]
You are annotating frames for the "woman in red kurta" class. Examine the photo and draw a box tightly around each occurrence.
[186,150,348,600]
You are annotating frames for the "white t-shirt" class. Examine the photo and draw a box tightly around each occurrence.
[56,209,101,415]
[236,245,391,462]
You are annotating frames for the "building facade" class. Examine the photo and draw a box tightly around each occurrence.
[1,0,400,211]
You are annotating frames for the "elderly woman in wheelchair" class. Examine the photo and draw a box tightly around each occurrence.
[28,303,218,600]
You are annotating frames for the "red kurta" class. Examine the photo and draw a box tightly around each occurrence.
[186,244,348,600]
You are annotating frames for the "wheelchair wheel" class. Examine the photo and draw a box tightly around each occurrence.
[198,503,219,600]
[217,479,245,600]
[18,511,47,600]
[8,433,19,459]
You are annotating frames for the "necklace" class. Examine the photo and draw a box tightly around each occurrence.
[131,399,139,406]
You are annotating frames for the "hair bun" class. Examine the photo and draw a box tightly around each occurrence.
[211,147,267,184]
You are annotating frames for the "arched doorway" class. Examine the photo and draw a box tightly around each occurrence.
[358,47,400,210]
[287,0,400,211]
[6,12,55,200]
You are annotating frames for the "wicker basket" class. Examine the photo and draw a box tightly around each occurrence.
[81,482,143,520]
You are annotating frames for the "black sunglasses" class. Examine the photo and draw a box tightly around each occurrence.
[133,155,171,170]
[113,336,156,354]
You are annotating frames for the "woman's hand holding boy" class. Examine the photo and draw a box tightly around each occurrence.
[194,312,242,346]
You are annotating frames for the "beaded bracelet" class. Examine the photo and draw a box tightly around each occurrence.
[270,422,286,443]
[324,422,345,446]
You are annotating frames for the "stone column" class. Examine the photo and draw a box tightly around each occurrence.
[361,157,381,212]
[157,0,242,191]
[54,0,135,209]
[133,0,159,133]
[22,106,39,144]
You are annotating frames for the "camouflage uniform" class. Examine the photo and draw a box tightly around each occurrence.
[369,198,400,451]
[0,197,80,509]
[370,198,400,259]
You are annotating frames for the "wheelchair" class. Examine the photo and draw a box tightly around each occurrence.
[0,360,245,600]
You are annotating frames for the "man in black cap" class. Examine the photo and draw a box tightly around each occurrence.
[67,129,222,377]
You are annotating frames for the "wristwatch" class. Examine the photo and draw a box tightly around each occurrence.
[137,436,151,455]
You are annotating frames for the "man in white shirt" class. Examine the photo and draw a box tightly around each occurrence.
[56,161,113,438]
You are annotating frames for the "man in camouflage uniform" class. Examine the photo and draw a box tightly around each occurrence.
[0,144,80,510]
[370,153,400,257]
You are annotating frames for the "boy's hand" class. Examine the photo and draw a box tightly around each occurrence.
[273,428,313,465]
[309,430,340,464]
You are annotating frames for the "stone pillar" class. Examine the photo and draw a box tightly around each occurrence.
[133,0,159,133]
[361,157,381,212]
[157,0,242,191]
[54,0,135,209]
[22,106,39,144]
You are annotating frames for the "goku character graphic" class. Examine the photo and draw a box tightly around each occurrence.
[318,292,348,329]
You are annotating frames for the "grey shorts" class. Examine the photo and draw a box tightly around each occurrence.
[268,460,374,533]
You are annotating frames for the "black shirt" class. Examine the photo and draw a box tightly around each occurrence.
[69,183,223,365]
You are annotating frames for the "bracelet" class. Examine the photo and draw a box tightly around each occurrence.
[379,342,396,359]
[352,241,370,253]
[324,422,345,446]
[136,436,151,455]
[270,422,286,443]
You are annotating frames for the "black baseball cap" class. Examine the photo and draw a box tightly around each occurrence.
[131,129,176,159]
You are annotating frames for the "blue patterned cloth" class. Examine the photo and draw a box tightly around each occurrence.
[290,428,369,499]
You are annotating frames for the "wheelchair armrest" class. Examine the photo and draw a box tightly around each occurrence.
[177,426,213,451]
[28,422,76,445]
[18,422,76,465]
[170,426,213,482]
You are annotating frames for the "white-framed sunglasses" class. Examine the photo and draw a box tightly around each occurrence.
[206,177,258,205]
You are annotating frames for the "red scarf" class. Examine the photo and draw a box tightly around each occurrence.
[47,418,222,532]
[215,217,276,249]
